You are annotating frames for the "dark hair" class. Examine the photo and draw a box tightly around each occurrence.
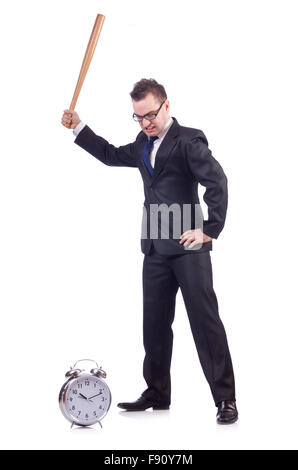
[130,78,167,103]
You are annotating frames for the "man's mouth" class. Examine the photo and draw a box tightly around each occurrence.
[146,126,155,132]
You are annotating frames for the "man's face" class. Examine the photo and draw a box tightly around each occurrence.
[132,92,170,137]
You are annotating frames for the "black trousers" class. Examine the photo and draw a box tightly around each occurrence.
[141,245,236,407]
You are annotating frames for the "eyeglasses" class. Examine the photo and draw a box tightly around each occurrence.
[132,100,166,122]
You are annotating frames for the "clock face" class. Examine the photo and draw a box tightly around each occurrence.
[64,374,111,425]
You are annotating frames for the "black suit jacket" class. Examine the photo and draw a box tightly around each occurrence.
[74,117,228,255]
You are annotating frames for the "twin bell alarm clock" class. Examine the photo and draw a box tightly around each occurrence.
[59,359,111,428]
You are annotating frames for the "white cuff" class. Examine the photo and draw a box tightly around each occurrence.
[73,121,86,137]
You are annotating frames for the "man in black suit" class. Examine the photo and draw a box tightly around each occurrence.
[62,78,238,424]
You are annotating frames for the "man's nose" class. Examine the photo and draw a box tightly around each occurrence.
[142,118,151,127]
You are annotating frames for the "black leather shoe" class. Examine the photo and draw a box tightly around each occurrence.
[216,400,238,424]
[117,396,170,411]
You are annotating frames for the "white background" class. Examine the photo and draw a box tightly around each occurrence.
[0,0,297,450]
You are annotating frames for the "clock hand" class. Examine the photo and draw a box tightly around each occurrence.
[87,392,103,400]
[79,393,93,403]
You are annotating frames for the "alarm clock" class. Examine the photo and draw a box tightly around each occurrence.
[59,359,112,428]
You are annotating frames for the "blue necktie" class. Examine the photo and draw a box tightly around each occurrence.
[142,136,159,176]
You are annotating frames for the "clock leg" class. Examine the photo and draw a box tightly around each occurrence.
[98,420,103,428]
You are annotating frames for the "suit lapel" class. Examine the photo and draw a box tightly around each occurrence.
[151,118,180,185]
[138,117,180,186]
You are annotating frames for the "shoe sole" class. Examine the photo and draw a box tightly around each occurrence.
[217,416,238,425]
[117,405,170,411]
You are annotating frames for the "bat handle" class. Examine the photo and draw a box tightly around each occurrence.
[65,105,75,128]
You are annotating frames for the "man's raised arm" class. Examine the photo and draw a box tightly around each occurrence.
[62,109,138,168]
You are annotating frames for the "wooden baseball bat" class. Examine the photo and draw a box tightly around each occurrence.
[65,14,105,128]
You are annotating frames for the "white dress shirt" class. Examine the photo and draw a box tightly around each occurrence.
[73,116,174,168]
[73,120,86,136]
[149,117,173,167]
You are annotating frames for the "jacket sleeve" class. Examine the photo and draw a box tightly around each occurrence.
[74,124,138,168]
[185,131,228,239]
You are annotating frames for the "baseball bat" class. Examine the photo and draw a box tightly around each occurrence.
[65,14,105,128]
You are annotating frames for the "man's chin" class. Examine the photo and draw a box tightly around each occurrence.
[144,130,158,136]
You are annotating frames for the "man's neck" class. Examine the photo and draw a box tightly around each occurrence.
[157,116,173,139]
